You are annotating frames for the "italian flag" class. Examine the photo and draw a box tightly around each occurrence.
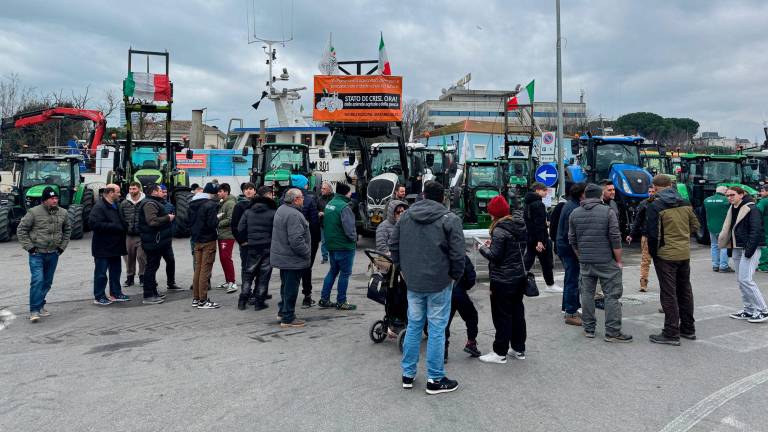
[124,72,172,101]
[378,33,391,76]
[506,79,535,111]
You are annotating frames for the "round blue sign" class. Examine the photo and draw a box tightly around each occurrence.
[535,164,558,187]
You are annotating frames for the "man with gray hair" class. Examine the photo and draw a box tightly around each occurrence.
[271,188,311,327]
[569,183,632,343]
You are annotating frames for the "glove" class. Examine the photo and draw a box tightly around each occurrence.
[28,247,38,255]
[57,248,64,255]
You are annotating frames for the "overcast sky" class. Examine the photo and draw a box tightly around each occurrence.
[1,0,766,141]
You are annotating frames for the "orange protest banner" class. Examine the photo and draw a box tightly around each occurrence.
[176,153,207,169]
[313,75,402,122]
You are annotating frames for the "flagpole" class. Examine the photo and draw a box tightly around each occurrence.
[556,0,565,197]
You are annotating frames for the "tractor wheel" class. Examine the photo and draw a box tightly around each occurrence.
[694,207,710,245]
[68,204,85,240]
[0,207,12,242]
[173,191,192,238]
[81,188,95,232]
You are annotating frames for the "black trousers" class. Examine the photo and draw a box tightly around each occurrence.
[653,257,695,338]
[524,240,555,286]
[490,282,527,356]
[143,244,173,298]
[242,248,273,301]
[301,235,320,297]
[445,288,479,345]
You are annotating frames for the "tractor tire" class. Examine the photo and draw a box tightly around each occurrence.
[694,207,710,245]
[68,204,85,240]
[173,191,192,238]
[81,188,95,232]
[0,207,12,242]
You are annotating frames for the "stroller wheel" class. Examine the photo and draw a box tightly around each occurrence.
[369,320,387,343]
[397,329,406,353]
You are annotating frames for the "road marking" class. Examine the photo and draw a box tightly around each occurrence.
[659,368,768,432]
[626,304,732,328]
[0,308,16,331]
[699,328,768,353]
[720,415,759,432]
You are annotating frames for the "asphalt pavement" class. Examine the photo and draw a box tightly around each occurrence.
[1,234,767,432]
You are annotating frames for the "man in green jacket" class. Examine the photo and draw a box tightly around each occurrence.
[756,185,768,272]
[704,185,733,272]
[216,183,238,293]
[319,183,357,310]
[17,187,71,322]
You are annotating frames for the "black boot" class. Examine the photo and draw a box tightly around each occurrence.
[238,294,248,310]
[124,275,134,287]
[254,297,268,311]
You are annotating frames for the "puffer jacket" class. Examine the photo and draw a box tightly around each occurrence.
[523,191,549,244]
[646,188,699,260]
[231,197,252,245]
[138,196,173,251]
[718,197,766,258]
[238,196,277,252]
[217,194,237,240]
[270,203,311,270]
[119,193,145,235]
[479,211,528,289]
[375,199,407,254]
[568,197,622,264]
[301,189,321,240]
[17,204,71,253]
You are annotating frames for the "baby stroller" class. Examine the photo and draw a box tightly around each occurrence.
[365,249,408,352]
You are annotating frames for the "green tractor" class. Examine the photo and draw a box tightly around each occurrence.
[0,154,97,242]
[450,159,508,229]
[677,153,756,244]
[245,142,321,198]
[503,156,533,209]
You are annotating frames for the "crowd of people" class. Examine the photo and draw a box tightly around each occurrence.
[14,172,768,394]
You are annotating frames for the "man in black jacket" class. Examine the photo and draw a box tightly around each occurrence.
[90,184,129,305]
[523,182,560,292]
[139,184,175,305]
[189,183,221,309]
[237,186,277,310]
[232,182,257,293]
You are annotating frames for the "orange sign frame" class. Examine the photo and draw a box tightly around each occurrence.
[313,75,403,122]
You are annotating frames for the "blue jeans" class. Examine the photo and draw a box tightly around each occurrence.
[320,230,329,260]
[278,269,302,323]
[710,231,729,270]
[321,250,354,303]
[94,256,123,300]
[401,285,452,380]
[558,245,581,315]
[29,252,59,313]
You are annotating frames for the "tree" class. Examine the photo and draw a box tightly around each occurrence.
[615,112,699,146]
[402,99,426,141]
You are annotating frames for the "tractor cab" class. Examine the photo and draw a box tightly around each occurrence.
[115,139,189,191]
[640,149,672,176]
[452,159,506,229]
[741,150,768,190]
[247,143,315,197]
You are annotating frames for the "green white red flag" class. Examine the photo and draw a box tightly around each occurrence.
[506,79,535,111]
[378,33,391,75]
[124,72,172,101]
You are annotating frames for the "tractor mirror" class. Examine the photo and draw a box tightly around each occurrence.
[101,147,110,159]
[79,175,85,183]
[310,161,317,170]
[570,140,580,155]
[319,148,326,159]
[242,147,249,156]
[186,149,194,160]
[348,152,356,165]
[425,153,435,167]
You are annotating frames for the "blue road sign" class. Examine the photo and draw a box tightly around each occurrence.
[535,164,558,187]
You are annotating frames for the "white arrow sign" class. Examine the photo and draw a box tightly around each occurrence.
[537,172,557,181]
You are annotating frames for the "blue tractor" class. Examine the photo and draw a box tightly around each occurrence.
[567,135,652,235]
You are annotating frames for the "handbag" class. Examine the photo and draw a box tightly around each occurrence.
[516,243,539,297]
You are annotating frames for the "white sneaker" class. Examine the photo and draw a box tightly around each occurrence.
[546,284,563,293]
[225,283,239,294]
[507,349,526,360]
[216,282,228,290]
[479,352,507,364]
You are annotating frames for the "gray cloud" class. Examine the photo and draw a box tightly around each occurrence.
[1,0,766,140]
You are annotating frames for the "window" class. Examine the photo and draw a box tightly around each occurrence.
[314,134,328,147]
[474,144,487,159]
[301,134,312,145]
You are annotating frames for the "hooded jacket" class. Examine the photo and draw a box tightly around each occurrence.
[523,191,549,244]
[238,196,277,251]
[119,192,145,235]
[189,192,219,244]
[375,199,407,254]
[89,197,127,258]
[270,202,311,270]
[17,203,71,253]
[568,197,622,264]
[389,199,465,293]
[217,194,237,240]
[479,211,528,288]
[718,196,766,258]
[556,197,581,253]
[646,187,699,260]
